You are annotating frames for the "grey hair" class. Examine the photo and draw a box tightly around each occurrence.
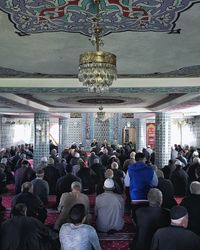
[21,182,33,192]
[71,181,82,191]
[147,188,163,207]
[190,181,200,195]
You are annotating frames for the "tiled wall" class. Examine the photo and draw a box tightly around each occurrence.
[33,113,50,167]
[122,118,136,128]
[94,118,110,145]
[195,117,200,146]
[59,117,69,154]
[67,118,82,146]
[155,113,171,167]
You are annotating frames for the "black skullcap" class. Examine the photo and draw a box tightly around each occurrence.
[170,205,188,220]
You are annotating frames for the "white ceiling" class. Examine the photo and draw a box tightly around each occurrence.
[0,1,200,117]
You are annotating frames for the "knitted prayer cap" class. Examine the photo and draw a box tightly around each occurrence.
[170,205,188,220]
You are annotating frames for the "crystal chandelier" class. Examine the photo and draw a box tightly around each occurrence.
[78,0,117,93]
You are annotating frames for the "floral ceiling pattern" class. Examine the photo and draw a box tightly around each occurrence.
[0,0,199,36]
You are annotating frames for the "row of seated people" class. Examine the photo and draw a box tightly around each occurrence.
[9,154,200,206]
[1,148,200,248]
[0,178,127,250]
[1,148,200,212]
[2,149,200,222]
[1,142,200,199]
[1,180,200,250]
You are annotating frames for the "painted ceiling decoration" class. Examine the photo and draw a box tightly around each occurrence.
[0,0,199,36]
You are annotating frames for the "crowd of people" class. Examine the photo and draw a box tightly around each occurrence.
[0,140,200,249]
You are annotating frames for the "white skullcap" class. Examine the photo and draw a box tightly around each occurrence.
[75,152,80,158]
[193,151,199,157]
[41,157,48,162]
[174,159,183,167]
[104,178,114,190]
[1,158,7,165]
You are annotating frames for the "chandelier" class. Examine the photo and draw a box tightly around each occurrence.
[96,106,110,121]
[78,0,117,93]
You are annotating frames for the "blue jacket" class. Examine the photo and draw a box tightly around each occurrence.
[128,161,154,200]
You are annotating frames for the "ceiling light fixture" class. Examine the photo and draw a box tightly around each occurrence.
[78,0,117,93]
[96,106,111,121]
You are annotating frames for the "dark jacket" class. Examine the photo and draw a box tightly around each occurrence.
[157,177,177,209]
[187,162,200,183]
[135,206,170,250]
[180,194,200,236]
[170,167,189,196]
[151,225,200,250]
[31,178,49,205]
[56,173,81,205]
[15,166,36,194]
[44,165,60,195]
[12,192,47,223]
[0,215,53,250]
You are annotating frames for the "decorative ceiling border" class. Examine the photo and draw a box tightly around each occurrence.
[0,86,199,94]
[0,65,200,78]
[0,0,199,36]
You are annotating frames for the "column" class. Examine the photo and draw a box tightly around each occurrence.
[135,118,146,152]
[82,113,95,149]
[108,115,113,144]
[1,117,15,148]
[33,113,50,168]
[155,112,171,167]
[59,117,69,155]
[111,113,123,145]
[0,115,2,148]
[117,113,123,145]
[90,113,95,141]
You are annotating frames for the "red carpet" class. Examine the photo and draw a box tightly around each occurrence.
[2,196,12,208]
[101,240,131,250]
[175,196,184,204]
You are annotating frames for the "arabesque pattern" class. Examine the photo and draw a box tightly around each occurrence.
[0,0,199,36]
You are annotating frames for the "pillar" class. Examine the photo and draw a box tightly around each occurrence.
[111,113,123,145]
[155,112,171,167]
[135,118,146,152]
[82,113,95,149]
[59,117,69,155]
[33,112,50,167]
[109,115,113,144]
[0,115,2,148]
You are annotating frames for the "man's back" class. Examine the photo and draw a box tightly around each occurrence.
[12,192,47,223]
[32,178,49,205]
[180,194,200,235]
[0,215,51,250]
[135,206,170,250]
[55,191,89,230]
[151,225,200,250]
[157,177,177,209]
[59,223,101,250]
[128,161,154,200]
[56,174,81,204]
[170,167,188,196]
[44,165,60,194]
[95,191,124,232]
